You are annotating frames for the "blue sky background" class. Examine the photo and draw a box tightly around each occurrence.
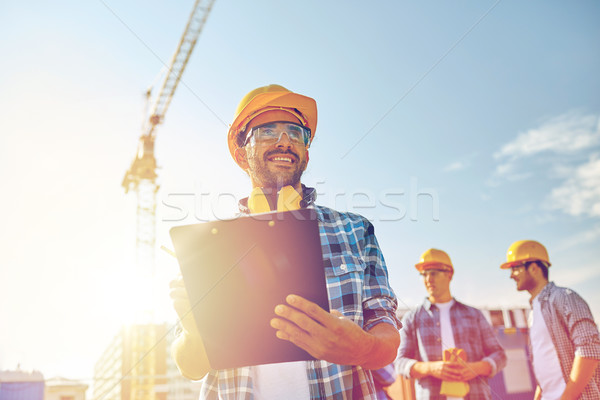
[1,0,599,386]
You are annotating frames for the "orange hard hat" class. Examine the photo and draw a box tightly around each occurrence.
[415,248,454,273]
[500,240,551,269]
[227,84,318,162]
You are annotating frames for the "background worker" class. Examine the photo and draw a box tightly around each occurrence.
[501,240,600,400]
[169,84,400,399]
[372,363,397,399]
[395,248,506,400]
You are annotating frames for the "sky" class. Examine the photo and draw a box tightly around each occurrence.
[0,0,599,390]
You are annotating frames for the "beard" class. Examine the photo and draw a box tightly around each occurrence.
[247,148,307,189]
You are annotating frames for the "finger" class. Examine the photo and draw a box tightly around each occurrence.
[275,330,290,341]
[270,317,315,351]
[274,328,320,358]
[441,363,463,380]
[330,310,346,319]
[445,362,462,370]
[274,304,328,337]
[285,295,336,328]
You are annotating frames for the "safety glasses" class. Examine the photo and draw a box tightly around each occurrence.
[243,123,311,148]
[419,269,449,279]
[509,262,531,274]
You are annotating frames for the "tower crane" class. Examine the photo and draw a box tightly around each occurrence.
[122,0,215,294]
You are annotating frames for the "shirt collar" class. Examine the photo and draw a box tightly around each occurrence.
[423,297,457,311]
[534,281,555,303]
[238,184,317,214]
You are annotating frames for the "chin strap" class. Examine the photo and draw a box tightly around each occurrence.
[248,185,302,214]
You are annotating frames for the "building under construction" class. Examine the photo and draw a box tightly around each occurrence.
[92,323,200,400]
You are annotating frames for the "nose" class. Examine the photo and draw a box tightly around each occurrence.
[275,131,293,147]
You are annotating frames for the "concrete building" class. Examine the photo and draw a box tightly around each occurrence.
[93,323,200,400]
[0,369,44,400]
[45,377,88,400]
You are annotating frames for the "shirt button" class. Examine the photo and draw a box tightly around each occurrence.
[340,264,347,272]
[437,338,441,342]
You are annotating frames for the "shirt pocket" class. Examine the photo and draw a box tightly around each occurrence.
[325,254,367,277]
[324,254,366,323]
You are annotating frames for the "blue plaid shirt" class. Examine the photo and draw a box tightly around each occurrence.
[197,191,399,399]
[395,299,506,400]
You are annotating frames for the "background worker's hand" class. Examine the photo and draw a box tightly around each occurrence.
[270,294,377,366]
[455,362,480,381]
[425,361,467,381]
[169,275,198,334]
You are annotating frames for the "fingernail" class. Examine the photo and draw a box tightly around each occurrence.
[287,295,296,304]
[275,305,285,314]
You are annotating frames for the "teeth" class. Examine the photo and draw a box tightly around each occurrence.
[272,157,292,162]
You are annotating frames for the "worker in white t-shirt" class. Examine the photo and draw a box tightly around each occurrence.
[501,240,600,400]
[396,248,506,400]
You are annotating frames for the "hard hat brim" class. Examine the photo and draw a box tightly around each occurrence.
[415,261,453,273]
[500,258,551,269]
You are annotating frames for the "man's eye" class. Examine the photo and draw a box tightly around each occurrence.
[261,129,277,137]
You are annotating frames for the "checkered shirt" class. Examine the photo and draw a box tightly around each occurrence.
[196,199,400,399]
[395,299,507,400]
[372,364,396,399]
[534,282,600,399]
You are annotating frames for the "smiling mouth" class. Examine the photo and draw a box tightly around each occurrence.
[269,156,294,163]
[266,152,297,164]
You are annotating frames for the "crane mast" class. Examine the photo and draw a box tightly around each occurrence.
[122,0,215,311]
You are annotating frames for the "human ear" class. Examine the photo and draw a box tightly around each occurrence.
[303,150,309,171]
[234,147,249,169]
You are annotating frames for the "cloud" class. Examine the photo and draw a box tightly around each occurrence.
[495,111,600,160]
[490,111,600,219]
[546,155,600,217]
[493,162,532,181]
[443,161,468,172]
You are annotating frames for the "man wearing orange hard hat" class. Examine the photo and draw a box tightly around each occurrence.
[501,240,600,400]
[396,248,506,400]
[169,85,400,399]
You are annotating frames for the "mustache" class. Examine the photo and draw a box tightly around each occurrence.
[264,149,299,160]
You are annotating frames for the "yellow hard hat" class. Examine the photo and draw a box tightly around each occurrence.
[500,240,551,269]
[227,84,318,163]
[415,248,453,272]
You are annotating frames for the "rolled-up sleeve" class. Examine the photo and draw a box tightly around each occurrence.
[563,290,600,360]
[361,221,401,332]
[395,311,418,378]
[477,310,507,377]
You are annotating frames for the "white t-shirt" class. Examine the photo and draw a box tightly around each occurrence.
[436,300,463,400]
[252,361,310,399]
[530,296,566,399]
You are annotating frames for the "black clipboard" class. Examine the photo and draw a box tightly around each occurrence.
[169,208,329,369]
